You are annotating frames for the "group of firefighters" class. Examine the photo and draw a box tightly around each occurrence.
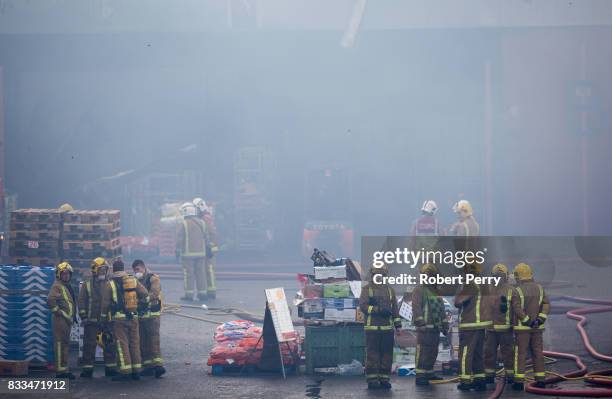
[361,199,550,392]
[48,258,164,381]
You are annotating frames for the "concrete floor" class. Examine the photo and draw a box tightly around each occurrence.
[6,261,612,399]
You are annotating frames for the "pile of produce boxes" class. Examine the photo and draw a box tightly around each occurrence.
[9,209,64,266]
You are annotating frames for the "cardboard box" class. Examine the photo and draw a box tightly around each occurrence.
[301,298,325,319]
[314,266,346,280]
[324,308,357,322]
[303,284,324,299]
[323,282,351,298]
[0,360,29,376]
[322,298,359,309]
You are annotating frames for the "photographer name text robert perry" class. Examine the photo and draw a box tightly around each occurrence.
[373,273,501,287]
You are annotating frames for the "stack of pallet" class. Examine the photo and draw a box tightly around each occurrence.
[9,209,63,266]
[62,210,121,271]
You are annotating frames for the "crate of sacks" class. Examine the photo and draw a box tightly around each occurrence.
[9,209,64,266]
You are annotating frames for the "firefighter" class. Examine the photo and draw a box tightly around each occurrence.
[78,257,117,378]
[359,264,402,390]
[47,262,77,379]
[454,262,491,391]
[411,263,448,386]
[193,197,219,299]
[132,259,166,378]
[100,259,149,381]
[177,202,208,301]
[484,264,515,385]
[449,200,480,236]
[511,263,550,391]
[411,200,443,236]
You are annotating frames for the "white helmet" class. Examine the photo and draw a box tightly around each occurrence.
[180,202,197,217]
[193,197,209,213]
[421,200,438,215]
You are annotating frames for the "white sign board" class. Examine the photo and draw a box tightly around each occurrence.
[265,288,297,343]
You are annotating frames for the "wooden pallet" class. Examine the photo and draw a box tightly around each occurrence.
[63,238,121,250]
[10,230,61,240]
[9,248,61,258]
[10,221,62,231]
[0,360,29,376]
[10,239,61,251]
[63,247,122,259]
[63,210,120,224]
[63,222,121,233]
[10,209,63,223]
[62,230,120,241]
[10,257,59,266]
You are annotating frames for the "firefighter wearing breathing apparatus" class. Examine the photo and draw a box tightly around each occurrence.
[78,257,117,378]
[359,264,401,390]
[132,259,166,378]
[510,263,550,391]
[411,263,448,386]
[100,259,149,381]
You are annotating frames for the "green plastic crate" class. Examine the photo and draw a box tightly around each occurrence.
[304,324,365,374]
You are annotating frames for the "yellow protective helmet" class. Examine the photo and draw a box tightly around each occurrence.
[492,263,508,277]
[513,263,533,281]
[59,203,74,212]
[420,263,438,275]
[454,200,473,216]
[56,262,73,279]
[91,257,107,275]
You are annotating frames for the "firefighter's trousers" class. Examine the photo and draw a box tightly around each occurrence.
[484,329,514,379]
[139,316,163,368]
[514,330,545,383]
[52,315,72,375]
[181,257,207,297]
[81,321,116,370]
[416,329,440,378]
[112,318,142,375]
[458,329,485,383]
[365,329,394,382]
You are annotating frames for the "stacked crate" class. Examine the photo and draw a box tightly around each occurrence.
[62,210,121,271]
[0,265,55,364]
[9,209,63,266]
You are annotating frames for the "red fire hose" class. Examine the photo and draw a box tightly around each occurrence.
[488,295,612,398]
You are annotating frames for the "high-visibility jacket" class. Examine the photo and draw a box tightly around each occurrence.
[359,283,401,331]
[100,272,149,321]
[450,216,480,237]
[47,280,75,323]
[487,281,515,331]
[177,217,207,258]
[511,280,550,331]
[78,278,106,322]
[139,272,162,318]
[455,282,492,330]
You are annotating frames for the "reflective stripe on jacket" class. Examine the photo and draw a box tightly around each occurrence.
[47,281,75,322]
[511,280,550,331]
[359,284,401,331]
[177,217,207,257]
[455,282,492,330]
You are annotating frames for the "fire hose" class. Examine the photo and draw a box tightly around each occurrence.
[487,295,612,398]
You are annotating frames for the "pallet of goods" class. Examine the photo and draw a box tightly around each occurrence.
[9,209,64,266]
[61,210,121,273]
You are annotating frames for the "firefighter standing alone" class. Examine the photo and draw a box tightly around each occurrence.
[47,262,77,379]
[177,202,209,301]
[78,257,117,378]
[359,264,402,390]
[132,259,166,378]
[100,259,149,381]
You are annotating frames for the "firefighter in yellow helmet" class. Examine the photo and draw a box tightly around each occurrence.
[510,263,550,391]
[359,264,401,390]
[78,257,117,378]
[100,259,149,381]
[132,259,166,378]
[411,263,448,386]
[176,202,209,301]
[484,264,515,385]
[47,262,77,379]
[449,200,480,236]
[454,262,491,391]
